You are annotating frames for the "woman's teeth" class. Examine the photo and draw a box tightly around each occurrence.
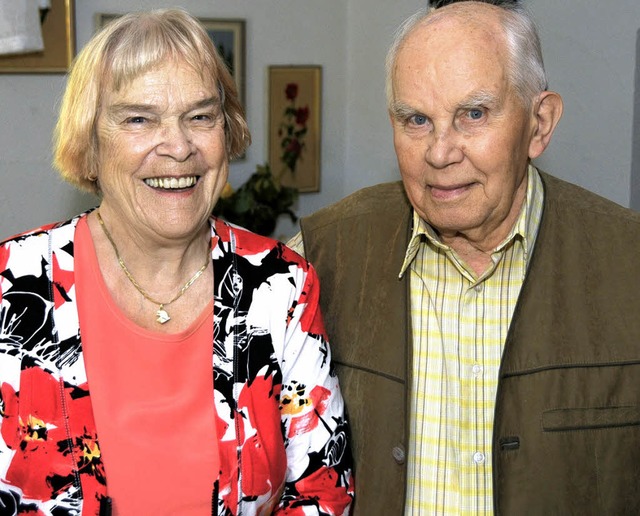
[144,176,197,189]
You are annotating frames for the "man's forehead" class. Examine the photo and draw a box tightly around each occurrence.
[395,9,508,84]
[393,31,512,113]
[411,5,504,49]
[400,2,505,59]
[397,27,507,74]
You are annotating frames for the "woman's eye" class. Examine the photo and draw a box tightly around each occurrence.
[125,116,147,124]
[191,113,219,126]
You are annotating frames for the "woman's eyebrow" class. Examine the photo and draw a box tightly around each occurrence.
[107,96,222,115]
[188,97,221,111]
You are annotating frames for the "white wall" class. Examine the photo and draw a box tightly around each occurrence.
[0,0,348,239]
[1,0,638,241]
[343,0,420,196]
[528,0,640,208]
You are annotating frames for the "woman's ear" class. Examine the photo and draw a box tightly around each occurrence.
[528,91,563,159]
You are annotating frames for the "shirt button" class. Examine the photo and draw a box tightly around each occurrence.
[475,284,483,293]
[473,452,486,464]
[472,364,483,376]
[392,445,406,465]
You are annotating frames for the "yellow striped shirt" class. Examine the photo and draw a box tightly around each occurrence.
[400,166,544,515]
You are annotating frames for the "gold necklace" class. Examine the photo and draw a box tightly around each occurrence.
[96,210,210,324]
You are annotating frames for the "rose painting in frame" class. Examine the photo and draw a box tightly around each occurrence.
[268,66,322,193]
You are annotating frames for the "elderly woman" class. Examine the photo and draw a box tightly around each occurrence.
[0,9,353,516]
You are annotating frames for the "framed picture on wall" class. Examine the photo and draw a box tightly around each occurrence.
[96,14,245,107]
[0,0,76,73]
[268,65,322,193]
[200,18,245,107]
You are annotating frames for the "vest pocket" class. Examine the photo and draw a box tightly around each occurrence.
[542,405,640,431]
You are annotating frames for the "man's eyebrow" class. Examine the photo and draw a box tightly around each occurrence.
[458,91,499,110]
[390,100,422,120]
[389,91,500,120]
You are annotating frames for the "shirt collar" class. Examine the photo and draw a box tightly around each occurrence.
[399,164,544,278]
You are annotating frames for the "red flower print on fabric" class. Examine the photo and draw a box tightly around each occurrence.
[1,367,104,501]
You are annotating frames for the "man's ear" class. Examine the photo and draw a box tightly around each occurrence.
[528,91,563,159]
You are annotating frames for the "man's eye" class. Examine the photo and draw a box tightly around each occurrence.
[467,109,484,120]
[409,114,428,126]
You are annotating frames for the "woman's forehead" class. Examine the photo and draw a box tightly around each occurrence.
[104,59,217,97]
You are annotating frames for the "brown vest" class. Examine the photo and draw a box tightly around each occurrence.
[301,173,640,515]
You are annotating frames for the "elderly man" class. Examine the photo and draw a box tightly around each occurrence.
[288,0,640,514]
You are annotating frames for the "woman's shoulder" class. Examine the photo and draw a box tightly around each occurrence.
[212,217,309,269]
[1,213,87,248]
[1,222,59,248]
[0,214,87,280]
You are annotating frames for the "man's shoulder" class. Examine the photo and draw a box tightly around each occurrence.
[541,172,640,227]
[301,181,410,231]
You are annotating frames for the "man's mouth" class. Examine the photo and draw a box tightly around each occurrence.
[429,182,474,199]
[144,176,198,189]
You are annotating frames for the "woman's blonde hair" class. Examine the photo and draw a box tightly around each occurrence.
[53,8,250,193]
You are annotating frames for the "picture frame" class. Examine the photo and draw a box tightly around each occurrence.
[268,65,322,193]
[0,0,75,73]
[200,18,245,108]
[96,14,245,108]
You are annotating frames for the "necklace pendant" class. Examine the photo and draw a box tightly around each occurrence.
[156,306,171,324]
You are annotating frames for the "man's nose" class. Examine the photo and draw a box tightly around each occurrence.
[424,127,464,169]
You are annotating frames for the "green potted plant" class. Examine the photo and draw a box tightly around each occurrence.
[213,163,298,237]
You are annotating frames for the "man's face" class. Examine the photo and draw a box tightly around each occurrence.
[390,10,538,246]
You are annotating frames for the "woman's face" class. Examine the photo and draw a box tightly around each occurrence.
[95,60,228,243]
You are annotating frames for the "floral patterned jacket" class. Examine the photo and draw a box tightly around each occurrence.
[0,213,354,515]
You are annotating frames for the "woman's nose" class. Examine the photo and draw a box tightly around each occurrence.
[156,121,195,161]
